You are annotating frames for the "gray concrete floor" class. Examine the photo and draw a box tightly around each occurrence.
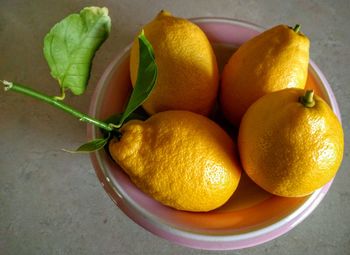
[1,0,349,254]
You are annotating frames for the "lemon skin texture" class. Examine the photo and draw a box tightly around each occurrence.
[130,11,219,116]
[238,89,344,197]
[109,111,242,212]
[221,25,310,126]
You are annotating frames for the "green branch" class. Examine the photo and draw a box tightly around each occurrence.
[2,80,114,132]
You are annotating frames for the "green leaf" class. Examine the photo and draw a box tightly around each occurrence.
[62,134,110,153]
[115,31,157,128]
[43,6,111,96]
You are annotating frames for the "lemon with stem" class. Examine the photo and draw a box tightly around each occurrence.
[238,89,344,197]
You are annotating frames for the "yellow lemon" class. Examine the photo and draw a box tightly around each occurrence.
[130,10,219,116]
[238,89,344,197]
[221,24,310,126]
[109,111,242,211]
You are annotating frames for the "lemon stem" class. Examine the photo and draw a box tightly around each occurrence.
[299,90,315,108]
[293,24,301,33]
[2,80,115,132]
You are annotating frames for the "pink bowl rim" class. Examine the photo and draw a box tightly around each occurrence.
[88,17,342,250]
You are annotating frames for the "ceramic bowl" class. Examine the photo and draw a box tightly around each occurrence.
[87,18,341,250]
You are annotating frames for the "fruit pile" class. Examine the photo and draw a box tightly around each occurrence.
[109,11,344,212]
[2,7,343,213]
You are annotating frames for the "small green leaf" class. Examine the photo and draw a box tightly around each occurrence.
[115,31,157,128]
[43,6,111,96]
[63,134,110,153]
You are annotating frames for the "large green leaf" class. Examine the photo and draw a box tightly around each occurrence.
[43,6,111,96]
[115,31,157,128]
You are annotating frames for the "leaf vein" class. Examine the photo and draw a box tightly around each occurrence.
[60,15,108,89]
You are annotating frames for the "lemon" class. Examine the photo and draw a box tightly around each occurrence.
[220,24,310,126]
[238,89,344,197]
[130,10,219,116]
[109,111,242,211]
